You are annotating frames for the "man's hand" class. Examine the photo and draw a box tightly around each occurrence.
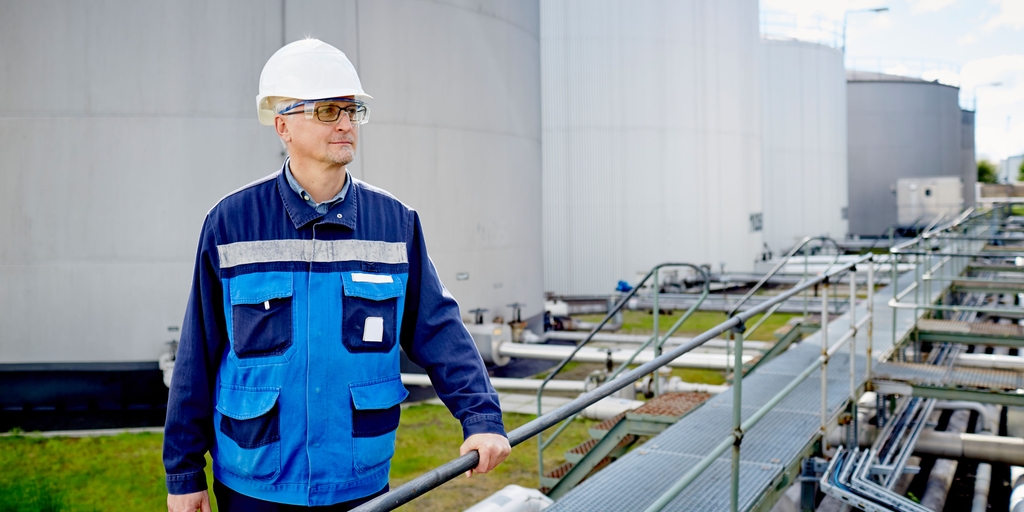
[167,490,212,512]
[460,433,511,477]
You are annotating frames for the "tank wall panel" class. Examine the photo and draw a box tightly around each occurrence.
[1,0,543,363]
[847,81,964,235]
[542,0,763,296]
[760,40,848,253]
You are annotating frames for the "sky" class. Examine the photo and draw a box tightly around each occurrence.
[760,0,1024,163]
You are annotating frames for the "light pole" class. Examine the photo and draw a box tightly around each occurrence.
[971,81,1002,111]
[842,7,889,53]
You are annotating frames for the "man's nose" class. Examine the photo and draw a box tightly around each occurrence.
[335,115,354,132]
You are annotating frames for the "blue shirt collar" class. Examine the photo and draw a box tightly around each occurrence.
[284,159,350,215]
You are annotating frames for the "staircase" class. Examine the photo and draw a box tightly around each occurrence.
[540,391,713,499]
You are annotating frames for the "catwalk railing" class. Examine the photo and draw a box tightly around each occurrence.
[351,256,872,512]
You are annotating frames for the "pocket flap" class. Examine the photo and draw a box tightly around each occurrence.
[217,385,280,419]
[230,272,293,305]
[342,272,404,301]
[350,376,409,410]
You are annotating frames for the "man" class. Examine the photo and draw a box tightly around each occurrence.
[164,38,510,512]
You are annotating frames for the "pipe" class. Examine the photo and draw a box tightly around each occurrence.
[400,373,729,396]
[400,373,586,393]
[955,353,1024,371]
[920,410,971,511]
[497,342,753,370]
[913,430,1024,466]
[1010,466,1024,512]
[537,330,772,352]
[934,401,996,433]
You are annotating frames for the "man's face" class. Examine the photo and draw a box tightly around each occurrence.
[276,98,359,167]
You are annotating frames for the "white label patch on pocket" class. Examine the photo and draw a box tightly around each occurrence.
[363,317,384,342]
[352,273,394,284]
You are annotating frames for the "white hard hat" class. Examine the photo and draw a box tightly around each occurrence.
[256,39,372,126]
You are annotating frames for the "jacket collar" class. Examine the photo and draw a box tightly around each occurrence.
[277,161,358,231]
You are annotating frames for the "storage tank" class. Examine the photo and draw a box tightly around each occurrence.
[962,109,977,206]
[759,38,848,254]
[0,0,542,420]
[542,0,764,296]
[847,71,966,235]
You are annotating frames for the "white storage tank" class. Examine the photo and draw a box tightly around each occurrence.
[759,38,848,254]
[542,0,764,296]
[0,1,542,372]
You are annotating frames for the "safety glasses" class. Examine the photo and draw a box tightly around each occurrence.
[278,99,370,125]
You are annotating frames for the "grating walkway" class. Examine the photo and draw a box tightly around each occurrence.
[548,267,940,512]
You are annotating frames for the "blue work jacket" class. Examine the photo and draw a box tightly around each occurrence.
[163,164,505,506]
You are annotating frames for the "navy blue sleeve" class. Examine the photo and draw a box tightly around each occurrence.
[163,216,226,494]
[400,212,506,440]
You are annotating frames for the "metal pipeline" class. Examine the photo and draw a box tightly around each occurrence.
[497,342,753,370]
[913,430,1024,466]
[400,373,729,395]
[535,330,772,352]
[920,410,971,511]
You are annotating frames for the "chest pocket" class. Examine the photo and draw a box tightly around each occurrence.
[229,272,294,361]
[341,272,404,353]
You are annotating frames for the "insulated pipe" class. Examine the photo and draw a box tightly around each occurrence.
[400,373,729,395]
[400,374,586,393]
[497,342,753,370]
[933,401,996,433]
[913,430,1024,466]
[955,353,1024,371]
[537,330,773,352]
[1009,466,1024,512]
[920,410,971,511]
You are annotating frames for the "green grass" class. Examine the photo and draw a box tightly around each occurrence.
[0,405,596,512]
[0,432,217,511]
[577,310,798,342]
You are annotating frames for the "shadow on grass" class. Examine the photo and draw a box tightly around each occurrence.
[0,476,89,512]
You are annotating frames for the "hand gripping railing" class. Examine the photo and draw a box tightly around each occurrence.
[534,263,710,485]
[351,257,870,512]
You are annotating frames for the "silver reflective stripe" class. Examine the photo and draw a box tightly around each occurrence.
[217,240,407,268]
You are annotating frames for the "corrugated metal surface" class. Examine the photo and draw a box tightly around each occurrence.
[0,0,543,364]
[847,78,965,236]
[760,39,847,254]
[541,0,764,296]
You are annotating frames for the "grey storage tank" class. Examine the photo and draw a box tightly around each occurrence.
[847,71,970,235]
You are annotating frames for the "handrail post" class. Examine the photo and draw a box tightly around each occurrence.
[803,250,810,318]
[821,278,830,451]
[653,267,660,397]
[891,251,898,355]
[866,258,874,382]
[731,321,744,512]
[847,269,858,450]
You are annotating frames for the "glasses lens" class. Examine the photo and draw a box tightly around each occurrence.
[314,105,342,123]
[352,105,369,125]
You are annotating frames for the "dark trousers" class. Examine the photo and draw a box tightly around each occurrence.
[213,480,389,511]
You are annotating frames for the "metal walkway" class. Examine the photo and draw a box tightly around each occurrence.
[548,268,934,512]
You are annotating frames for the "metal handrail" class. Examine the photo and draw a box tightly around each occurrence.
[726,236,843,320]
[644,253,874,512]
[534,262,710,482]
[352,257,869,512]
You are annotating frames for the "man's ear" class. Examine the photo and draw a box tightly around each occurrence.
[275,116,291,143]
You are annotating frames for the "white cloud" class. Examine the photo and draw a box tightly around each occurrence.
[907,0,962,13]
[962,55,1024,159]
[870,13,894,29]
[982,0,1024,31]
[957,33,977,45]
